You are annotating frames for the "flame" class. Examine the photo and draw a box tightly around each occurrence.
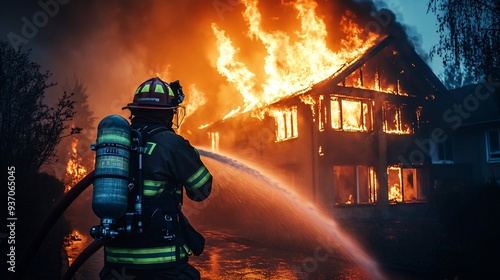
[64,137,88,192]
[64,229,87,266]
[383,103,412,134]
[213,0,379,116]
[184,84,207,119]
[299,94,317,121]
[387,166,403,202]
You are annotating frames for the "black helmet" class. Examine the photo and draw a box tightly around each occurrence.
[122,77,185,110]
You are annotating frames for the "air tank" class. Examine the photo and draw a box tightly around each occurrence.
[92,115,131,221]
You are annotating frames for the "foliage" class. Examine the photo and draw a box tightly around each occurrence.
[427,0,499,82]
[57,76,96,187]
[0,41,75,176]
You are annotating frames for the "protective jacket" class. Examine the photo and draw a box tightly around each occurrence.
[104,123,212,270]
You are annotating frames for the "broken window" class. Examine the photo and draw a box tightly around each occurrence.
[383,103,412,134]
[333,165,377,205]
[271,106,298,142]
[387,166,422,203]
[330,96,373,132]
[486,129,500,162]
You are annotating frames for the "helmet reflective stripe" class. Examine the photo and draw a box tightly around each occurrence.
[124,77,182,109]
[185,166,212,191]
[105,245,186,264]
[143,180,166,197]
[168,86,175,96]
[141,84,151,93]
[154,84,165,94]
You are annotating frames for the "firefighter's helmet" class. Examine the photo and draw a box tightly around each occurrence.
[122,77,185,110]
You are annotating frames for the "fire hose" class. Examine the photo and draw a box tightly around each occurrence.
[12,170,99,280]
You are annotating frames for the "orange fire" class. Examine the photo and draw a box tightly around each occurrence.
[387,165,403,202]
[64,229,87,266]
[212,0,379,119]
[64,137,88,192]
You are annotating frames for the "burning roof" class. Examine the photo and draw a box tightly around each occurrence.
[211,0,380,121]
[196,0,445,131]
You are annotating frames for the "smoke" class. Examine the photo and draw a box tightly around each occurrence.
[0,0,427,133]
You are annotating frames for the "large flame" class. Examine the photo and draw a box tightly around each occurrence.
[212,0,379,119]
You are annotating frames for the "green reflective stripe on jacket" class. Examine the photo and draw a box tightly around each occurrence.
[105,245,186,264]
[143,180,166,197]
[185,166,211,191]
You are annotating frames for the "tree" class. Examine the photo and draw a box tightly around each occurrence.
[0,41,75,176]
[427,0,499,82]
[56,76,95,189]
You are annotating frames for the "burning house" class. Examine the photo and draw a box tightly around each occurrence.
[187,2,452,216]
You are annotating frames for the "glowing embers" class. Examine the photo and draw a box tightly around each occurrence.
[267,106,298,142]
[387,166,420,203]
[333,166,377,205]
[383,102,412,134]
[330,96,373,132]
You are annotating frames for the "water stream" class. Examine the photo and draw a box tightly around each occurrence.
[67,148,390,279]
[190,149,386,280]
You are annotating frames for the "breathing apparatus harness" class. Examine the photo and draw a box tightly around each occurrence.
[90,118,179,242]
[89,78,205,255]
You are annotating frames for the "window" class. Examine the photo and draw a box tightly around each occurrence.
[333,165,377,205]
[209,132,219,152]
[431,137,454,163]
[271,106,298,142]
[318,95,326,132]
[387,166,423,203]
[383,103,412,134]
[486,129,500,162]
[330,96,372,132]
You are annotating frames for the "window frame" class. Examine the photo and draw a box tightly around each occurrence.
[274,106,298,142]
[431,136,454,164]
[486,128,500,163]
[330,95,373,132]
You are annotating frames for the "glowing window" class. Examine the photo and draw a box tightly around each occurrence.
[273,106,298,142]
[209,132,219,152]
[330,96,372,132]
[383,103,412,134]
[318,95,325,132]
[387,166,423,203]
[333,165,377,205]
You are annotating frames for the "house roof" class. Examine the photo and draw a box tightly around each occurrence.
[199,10,449,130]
[309,22,448,100]
[448,84,500,126]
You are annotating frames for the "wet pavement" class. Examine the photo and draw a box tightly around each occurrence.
[69,229,428,280]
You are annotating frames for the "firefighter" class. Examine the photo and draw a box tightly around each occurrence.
[99,77,213,280]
